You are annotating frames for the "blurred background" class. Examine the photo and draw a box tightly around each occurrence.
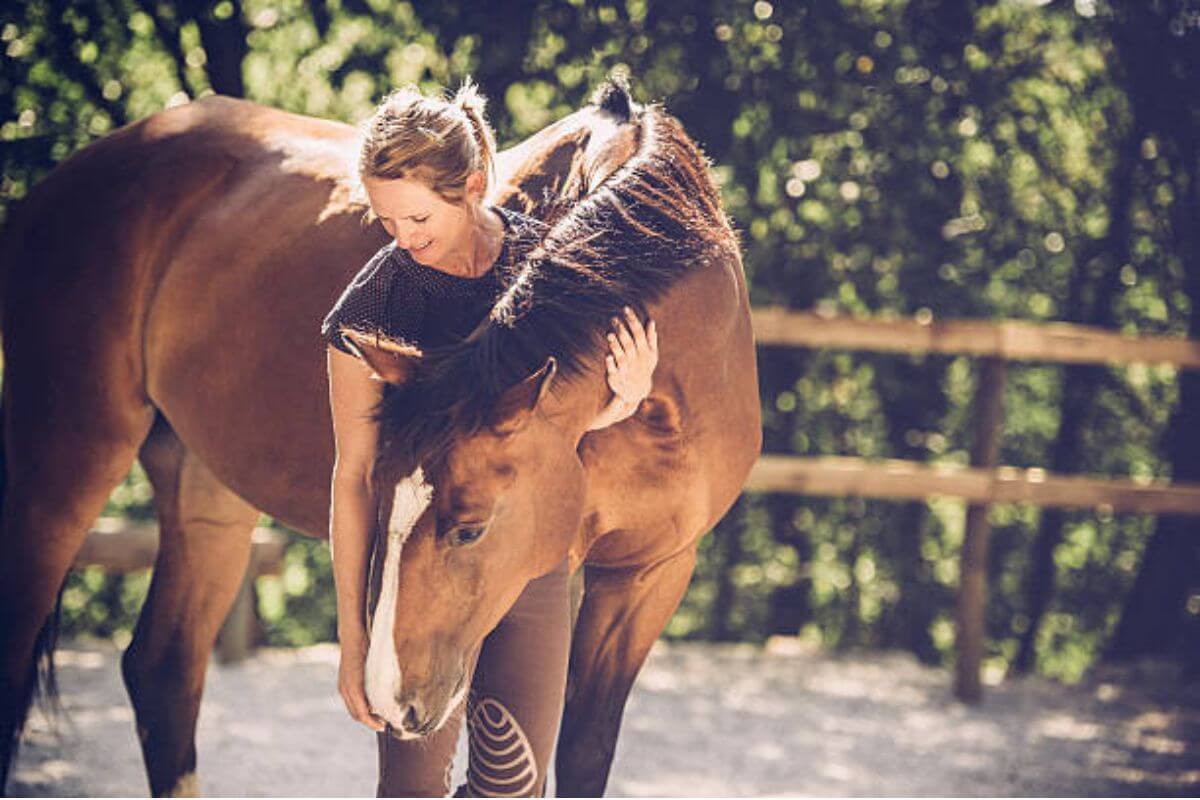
[1,0,1197,688]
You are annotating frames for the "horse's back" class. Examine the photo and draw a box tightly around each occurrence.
[0,96,358,331]
[0,97,376,536]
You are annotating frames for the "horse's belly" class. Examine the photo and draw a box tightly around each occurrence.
[143,202,385,536]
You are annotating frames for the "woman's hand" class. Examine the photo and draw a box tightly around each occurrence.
[338,631,386,732]
[590,307,658,430]
[606,306,658,404]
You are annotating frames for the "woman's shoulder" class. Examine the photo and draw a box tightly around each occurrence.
[321,241,409,353]
[345,241,401,291]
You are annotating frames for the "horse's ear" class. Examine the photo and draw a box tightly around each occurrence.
[340,329,422,385]
[489,357,557,435]
[591,76,633,121]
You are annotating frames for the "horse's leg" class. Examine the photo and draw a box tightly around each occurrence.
[121,418,259,797]
[0,361,154,789]
[554,546,698,797]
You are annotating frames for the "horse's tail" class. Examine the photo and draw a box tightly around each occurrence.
[0,397,66,792]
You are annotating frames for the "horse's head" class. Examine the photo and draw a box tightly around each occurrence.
[491,78,642,221]
[343,344,585,739]
[346,83,733,739]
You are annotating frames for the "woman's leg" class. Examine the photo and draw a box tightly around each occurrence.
[458,558,572,797]
[376,703,466,797]
[372,522,465,798]
[376,559,572,797]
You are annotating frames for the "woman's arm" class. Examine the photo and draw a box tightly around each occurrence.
[326,345,387,732]
[589,306,659,430]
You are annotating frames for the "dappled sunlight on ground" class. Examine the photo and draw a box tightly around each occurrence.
[13,640,1200,796]
[607,643,1200,796]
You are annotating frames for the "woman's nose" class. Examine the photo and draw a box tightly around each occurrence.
[399,228,427,251]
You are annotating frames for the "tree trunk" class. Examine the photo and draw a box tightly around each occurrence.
[1011,125,1139,676]
[885,502,939,662]
[1104,0,1200,669]
[45,0,129,125]
[189,0,248,98]
[765,494,813,637]
[1107,161,1200,664]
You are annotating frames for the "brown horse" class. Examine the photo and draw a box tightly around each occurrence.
[0,79,759,796]
[343,100,761,795]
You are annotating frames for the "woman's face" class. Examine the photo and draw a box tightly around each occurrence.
[363,175,482,268]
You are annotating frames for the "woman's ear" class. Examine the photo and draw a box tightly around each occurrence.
[464,170,486,201]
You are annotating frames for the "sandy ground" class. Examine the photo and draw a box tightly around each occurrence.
[10,639,1200,797]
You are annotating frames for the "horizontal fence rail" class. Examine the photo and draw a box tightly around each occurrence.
[744,307,1200,704]
[752,308,1200,368]
[746,455,1200,515]
[76,518,287,573]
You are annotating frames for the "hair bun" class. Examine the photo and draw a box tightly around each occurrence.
[452,78,495,188]
[453,78,487,116]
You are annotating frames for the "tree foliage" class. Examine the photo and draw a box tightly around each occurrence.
[3,0,1197,682]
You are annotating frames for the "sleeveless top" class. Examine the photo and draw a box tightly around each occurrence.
[321,205,547,353]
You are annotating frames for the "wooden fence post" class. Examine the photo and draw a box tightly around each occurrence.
[954,356,1007,703]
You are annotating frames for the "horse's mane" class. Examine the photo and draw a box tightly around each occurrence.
[373,84,737,484]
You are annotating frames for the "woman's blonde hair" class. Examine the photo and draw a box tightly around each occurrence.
[356,79,496,224]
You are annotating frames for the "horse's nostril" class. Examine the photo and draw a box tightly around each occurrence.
[403,704,420,732]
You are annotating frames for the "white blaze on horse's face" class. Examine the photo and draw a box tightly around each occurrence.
[364,467,432,731]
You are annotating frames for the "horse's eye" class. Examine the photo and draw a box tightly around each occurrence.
[447,523,486,547]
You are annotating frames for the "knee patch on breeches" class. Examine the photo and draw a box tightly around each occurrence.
[465,697,541,797]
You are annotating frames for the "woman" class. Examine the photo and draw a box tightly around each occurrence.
[321,81,657,796]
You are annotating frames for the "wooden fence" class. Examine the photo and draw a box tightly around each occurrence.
[747,308,1200,703]
[77,519,287,662]
[72,310,1200,687]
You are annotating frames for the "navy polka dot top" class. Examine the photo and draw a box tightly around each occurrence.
[322,205,547,353]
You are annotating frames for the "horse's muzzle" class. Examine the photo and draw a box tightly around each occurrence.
[389,667,467,739]
[383,703,435,739]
